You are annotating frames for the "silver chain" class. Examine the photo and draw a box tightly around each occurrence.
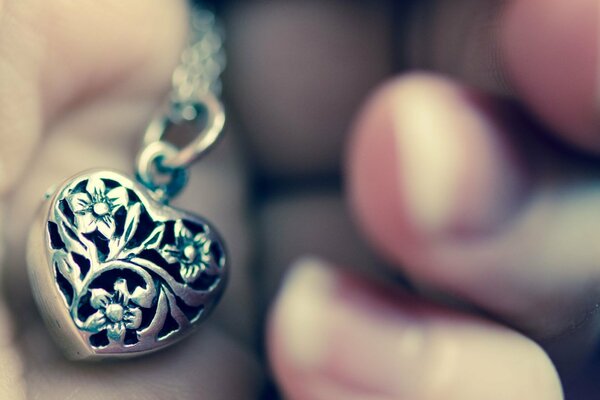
[172,7,226,102]
[137,4,226,202]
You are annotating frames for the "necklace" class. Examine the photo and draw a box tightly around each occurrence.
[26,4,228,360]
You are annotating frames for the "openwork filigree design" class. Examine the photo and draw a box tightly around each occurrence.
[45,171,226,354]
[160,220,219,283]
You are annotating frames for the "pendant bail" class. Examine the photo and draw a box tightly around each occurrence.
[136,5,225,202]
[136,141,189,203]
[142,91,225,170]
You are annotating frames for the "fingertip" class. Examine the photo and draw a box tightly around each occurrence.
[347,73,529,272]
[500,0,599,150]
[345,72,600,358]
[346,77,412,263]
[268,259,563,400]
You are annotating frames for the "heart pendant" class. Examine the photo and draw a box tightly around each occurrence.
[27,170,228,360]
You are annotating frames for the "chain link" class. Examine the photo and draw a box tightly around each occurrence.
[137,4,226,202]
[172,8,226,102]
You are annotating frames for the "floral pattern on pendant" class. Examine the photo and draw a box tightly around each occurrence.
[67,177,128,238]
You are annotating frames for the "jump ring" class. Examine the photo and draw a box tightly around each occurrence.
[143,92,225,170]
[136,141,189,201]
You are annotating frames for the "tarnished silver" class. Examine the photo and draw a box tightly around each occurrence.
[28,171,227,359]
[142,92,225,171]
[142,5,226,172]
[136,141,189,202]
[27,4,228,360]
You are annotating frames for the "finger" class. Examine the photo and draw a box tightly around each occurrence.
[269,259,562,400]
[21,319,262,400]
[226,0,392,178]
[402,0,599,152]
[0,304,26,400]
[0,0,44,194]
[0,0,188,194]
[347,73,600,369]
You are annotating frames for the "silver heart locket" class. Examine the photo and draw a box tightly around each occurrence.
[26,6,228,360]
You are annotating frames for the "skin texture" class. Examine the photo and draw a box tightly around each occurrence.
[0,0,599,399]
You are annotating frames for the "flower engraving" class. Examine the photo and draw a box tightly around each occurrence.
[160,220,218,283]
[83,279,142,342]
[45,172,227,352]
[67,177,128,238]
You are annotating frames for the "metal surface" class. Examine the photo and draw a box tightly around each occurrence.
[143,93,225,171]
[28,170,228,360]
[142,5,226,173]
[136,141,189,202]
[27,4,229,360]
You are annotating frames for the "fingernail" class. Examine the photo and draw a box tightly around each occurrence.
[389,75,527,235]
[390,78,465,234]
[275,257,337,370]
[273,258,430,397]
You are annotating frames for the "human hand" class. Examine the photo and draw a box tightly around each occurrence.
[225,1,599,399]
